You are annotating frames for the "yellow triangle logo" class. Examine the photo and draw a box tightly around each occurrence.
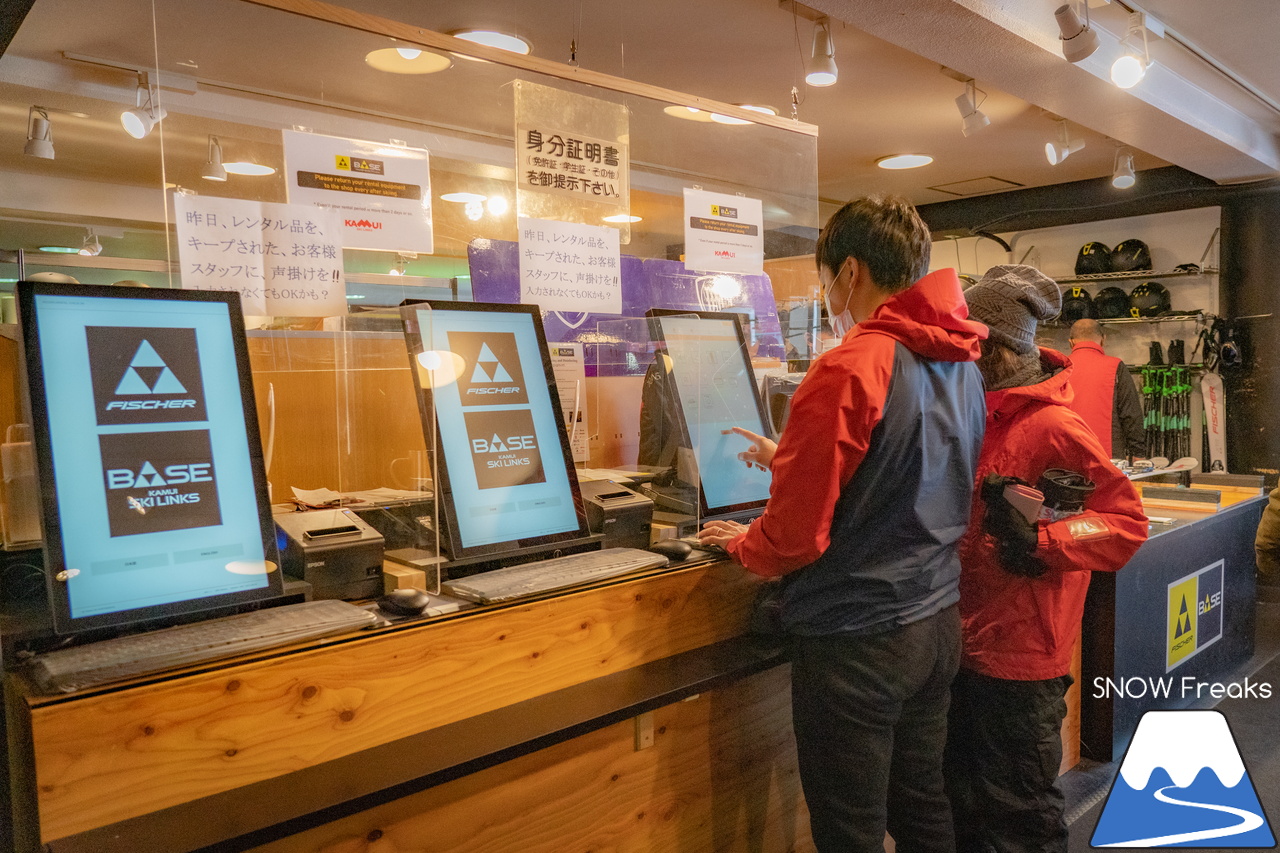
[335,155,351,171]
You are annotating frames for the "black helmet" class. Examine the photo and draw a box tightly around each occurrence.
[1111,239,1153,272]
[1095,286,1130,319]
[1129,281,1171,317]
[1075,242,1112,276]
[1060,286,1095,324]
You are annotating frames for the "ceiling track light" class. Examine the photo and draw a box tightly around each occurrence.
[955,79,990,137]
[201,135,227,181]
[1055,0,1099,63]
[1112,147,1136,189]
[24,105,54,159]
[78,229,102,257]
[1045,119,1085,165]
[121,77,167,139]
[1111,12,1152,89]
[806,19,838,88]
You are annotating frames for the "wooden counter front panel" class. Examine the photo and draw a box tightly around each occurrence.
[29,563,760,843]
[248,666,812,853]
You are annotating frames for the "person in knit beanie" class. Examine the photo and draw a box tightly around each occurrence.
[964,264,1061,390]
[945,264,1147,853]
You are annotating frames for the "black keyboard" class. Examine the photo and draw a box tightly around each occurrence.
[29,600,377,694]
[442,548,669,604]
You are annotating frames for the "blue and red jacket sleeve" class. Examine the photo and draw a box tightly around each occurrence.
[727,337,893,576]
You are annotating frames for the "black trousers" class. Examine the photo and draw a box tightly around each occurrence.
[789,604,961,853]
[943,668,1073,853]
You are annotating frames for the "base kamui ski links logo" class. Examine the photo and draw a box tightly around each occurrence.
[1092,710,1274,847]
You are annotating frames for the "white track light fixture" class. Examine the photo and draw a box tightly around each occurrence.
[78,230,102,257]
[955,80,990,137]
[1045,120,1085,165]
[24,106,54,159]
[1111,12,1152,89]
[121,78,167,139]
[1055,1,1099,63]
[201,135,227,181]
[806,20,838,87]
[1112,148,1136,189]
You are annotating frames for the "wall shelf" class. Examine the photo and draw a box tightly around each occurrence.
[1055,267,1218,285]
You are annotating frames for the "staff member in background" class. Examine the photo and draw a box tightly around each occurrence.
[948,267,1147,853]
[699,196,987,853]
[1065,318,1146,458]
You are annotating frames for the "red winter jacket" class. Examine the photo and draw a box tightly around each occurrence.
[957,348,1148,680]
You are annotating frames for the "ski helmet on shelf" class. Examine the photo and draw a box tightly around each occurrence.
[1094,286,1130,319]
[1129,281,1171,317]
[1074,242,1112,276]
[1060,286,1095,324]
[1110,239,1153,272]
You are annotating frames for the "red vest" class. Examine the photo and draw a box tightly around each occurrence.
[1066,341,1120,456]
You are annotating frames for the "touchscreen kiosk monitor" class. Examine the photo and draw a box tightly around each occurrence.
[645,309,773,520]
[399,301,588,559]
[18,282,282,635]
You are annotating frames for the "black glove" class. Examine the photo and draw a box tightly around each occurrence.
[980,473,1047,579]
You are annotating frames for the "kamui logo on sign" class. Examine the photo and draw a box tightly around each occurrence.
[463,409,545,490]
[1167,561,1224,671]
[448,331,529,406]
[1091,710,1274,847]
[86,327,207,425]
[99,430,221,537]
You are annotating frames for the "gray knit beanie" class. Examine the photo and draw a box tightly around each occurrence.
[965,264,1062,354]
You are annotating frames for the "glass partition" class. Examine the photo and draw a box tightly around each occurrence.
[0,0,818,553]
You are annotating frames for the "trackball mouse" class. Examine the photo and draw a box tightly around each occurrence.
[648,539,693,561]
[377,587,432,617]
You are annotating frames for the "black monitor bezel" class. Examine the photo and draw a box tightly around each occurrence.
[17,281,283,635]
[398,299,589,559]
[644,308,774,520]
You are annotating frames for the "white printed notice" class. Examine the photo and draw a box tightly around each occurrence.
[548,342,590,462]
[282,130,433,254]
[683,188,764,276]
[517,217,621,315]
[174,194,346,317]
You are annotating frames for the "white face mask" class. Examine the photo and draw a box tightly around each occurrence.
[824,267,854,338]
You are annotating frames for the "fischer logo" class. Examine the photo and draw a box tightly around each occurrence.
[87,327,206,425]
[344,218,383,231]
[449,332,529,406]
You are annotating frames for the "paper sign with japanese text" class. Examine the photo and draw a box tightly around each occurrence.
[548,342,590,462]
[517,217,621,315]
[282,130,433,254]
[517,124,627,209]
[682,188,764,276]
[174,194,346,317]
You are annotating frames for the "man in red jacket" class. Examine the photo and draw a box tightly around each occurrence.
[1066,318,1145,458]
[949,266,1148,853]
[699,197,987,853]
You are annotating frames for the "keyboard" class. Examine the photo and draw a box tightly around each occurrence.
[28,599,378,694]
[442,547,670,604]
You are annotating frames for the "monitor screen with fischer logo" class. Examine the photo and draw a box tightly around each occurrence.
[18,282,281,635]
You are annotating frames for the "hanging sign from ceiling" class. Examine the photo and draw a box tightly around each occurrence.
[283,130,433,255]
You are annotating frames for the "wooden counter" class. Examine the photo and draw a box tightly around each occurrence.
[7,559,812,853]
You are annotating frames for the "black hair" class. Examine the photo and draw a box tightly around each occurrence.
[814,195,931,293]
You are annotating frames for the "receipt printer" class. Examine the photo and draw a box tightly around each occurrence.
[579,480,653,550]
[276,508,385,600]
